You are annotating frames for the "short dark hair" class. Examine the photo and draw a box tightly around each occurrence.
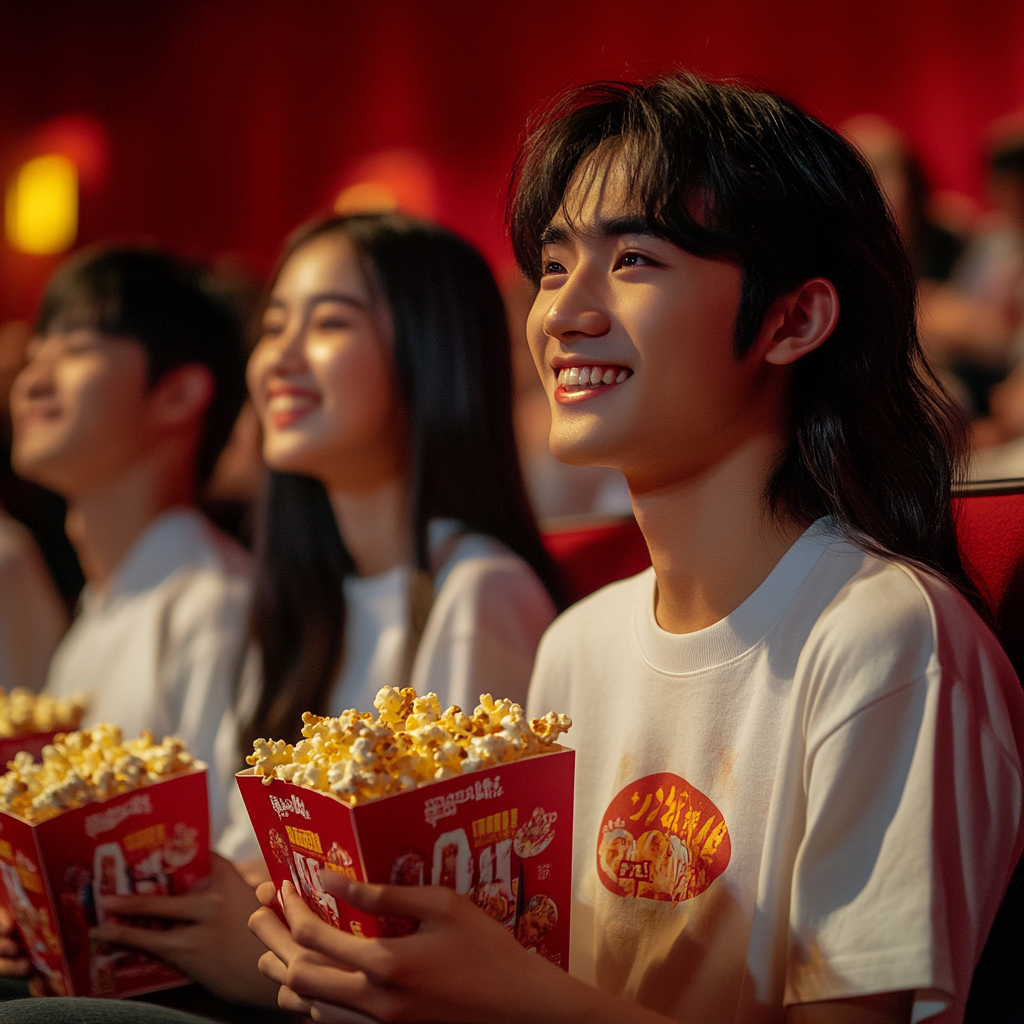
[246,213,565,749]
[36,246,247,485]
[509,72,982,610]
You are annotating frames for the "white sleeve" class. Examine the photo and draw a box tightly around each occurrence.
[410,553,556,713]
[158,571,250,841]
[787,664,1024,1019]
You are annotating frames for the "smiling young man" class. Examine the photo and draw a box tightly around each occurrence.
[8,247,249,830]
[232,75,1024,1024]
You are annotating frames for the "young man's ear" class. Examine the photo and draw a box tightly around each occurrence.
[148,364,215,431]
[761,278,839,366]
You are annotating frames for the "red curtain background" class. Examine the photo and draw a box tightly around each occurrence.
[1,0,1022,321]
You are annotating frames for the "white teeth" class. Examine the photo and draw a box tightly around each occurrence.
[557,366,631,388]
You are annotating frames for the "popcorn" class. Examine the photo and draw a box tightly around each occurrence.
[0,688,86,739]
[247,688,572,806]
[0,725,196,824]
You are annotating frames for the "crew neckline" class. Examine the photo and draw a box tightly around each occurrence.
[634,518,838,675]
[83,507,216,613]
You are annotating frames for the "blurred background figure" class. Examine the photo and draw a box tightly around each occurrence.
[843,113,969,283]
[8,247,250,837]
[0,318,67,691]
[916,118,1024,479]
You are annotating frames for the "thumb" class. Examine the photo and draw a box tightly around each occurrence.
[318,873,453,922]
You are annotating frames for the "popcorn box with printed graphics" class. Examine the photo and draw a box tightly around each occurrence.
[0,732,59,766]
[237,747,575,970]
[0,767,210,998]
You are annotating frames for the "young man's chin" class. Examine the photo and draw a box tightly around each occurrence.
[11,448,78,496]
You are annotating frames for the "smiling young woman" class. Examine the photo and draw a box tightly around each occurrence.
[55,213,565,1009]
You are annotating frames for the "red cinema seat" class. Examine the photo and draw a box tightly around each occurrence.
[542,486,1024,629]
[542,516,650,603]
[954,481,1024,629]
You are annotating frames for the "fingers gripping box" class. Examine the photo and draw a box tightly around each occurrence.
[0,769,210,997]
[237,747,575,969]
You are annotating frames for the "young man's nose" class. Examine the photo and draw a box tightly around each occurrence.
[542,282,612,341]
[12,357,55,402]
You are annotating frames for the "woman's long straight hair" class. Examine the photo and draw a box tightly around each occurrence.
[244,214,563,751]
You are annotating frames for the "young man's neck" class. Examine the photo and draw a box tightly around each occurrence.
[631,432,808,635]
[65,453,198,594]
[329,476,412,579]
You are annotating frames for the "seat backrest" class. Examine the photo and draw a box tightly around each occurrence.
[542,489,1024,627]
[542,516,650,603]
[954,484,1024,618]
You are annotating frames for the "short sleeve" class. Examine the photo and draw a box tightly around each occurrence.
[787,662,1023,1020]
[411,547,556,712]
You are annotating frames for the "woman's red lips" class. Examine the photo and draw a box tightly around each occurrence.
[266,385,320,428]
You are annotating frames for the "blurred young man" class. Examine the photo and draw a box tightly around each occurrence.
[248,75,1023,1024]
[9,246,249,833]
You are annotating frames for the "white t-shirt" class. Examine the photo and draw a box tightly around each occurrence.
[44,508,250,839]
[527,520,1024,1024]
[0,511,67,692]
[216,522,557,860]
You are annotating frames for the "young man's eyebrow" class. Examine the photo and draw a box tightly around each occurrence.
[599,215,655,239]
[538,216,655,247]
[538,225,570,247]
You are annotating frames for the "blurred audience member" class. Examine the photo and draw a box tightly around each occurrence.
[7,246,249,838]
[917,119,1024,450]
[0,320,67,691]
[843,114,967,283]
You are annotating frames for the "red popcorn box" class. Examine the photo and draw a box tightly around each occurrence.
[0,733,59,766]
[0,768,210,998]
[238,747,575,970]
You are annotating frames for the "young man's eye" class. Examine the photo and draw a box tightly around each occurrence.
[616,251,652,269]
[540,259,567,277]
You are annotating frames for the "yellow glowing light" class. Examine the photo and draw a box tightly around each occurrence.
[5,154,79,255]
[334,181,399,215]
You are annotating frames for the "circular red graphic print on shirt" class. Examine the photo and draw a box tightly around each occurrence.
[597,773,731,903]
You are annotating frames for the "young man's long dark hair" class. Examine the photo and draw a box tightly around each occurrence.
[509,72,983,611]
[245,213,563,750]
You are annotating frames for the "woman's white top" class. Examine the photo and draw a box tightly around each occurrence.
[216,520,556,861]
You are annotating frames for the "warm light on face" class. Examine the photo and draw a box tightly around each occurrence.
[5,154,79,255]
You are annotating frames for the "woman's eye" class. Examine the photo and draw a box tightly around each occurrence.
[315,317,352,331]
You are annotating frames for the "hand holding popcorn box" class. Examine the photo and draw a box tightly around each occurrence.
[237,687,575,969]
[0,724,210,997]
[0,688,86,765]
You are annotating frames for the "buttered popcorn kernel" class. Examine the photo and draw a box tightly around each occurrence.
[247,687,571,805]
[0,687,86,739]
[0,724,196,823]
